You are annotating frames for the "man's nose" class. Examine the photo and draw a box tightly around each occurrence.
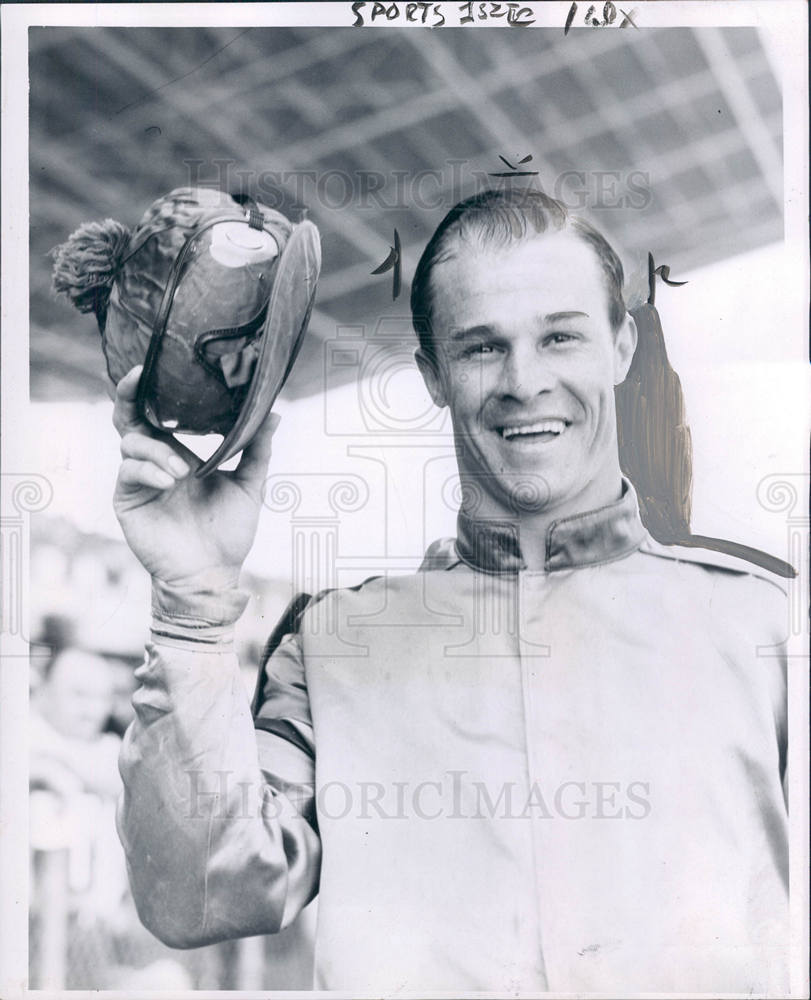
[498,345,556,402]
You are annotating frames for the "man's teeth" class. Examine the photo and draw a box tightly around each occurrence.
[500,420,567,440]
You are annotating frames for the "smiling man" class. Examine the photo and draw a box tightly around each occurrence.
[115,188,789,994]
[412,192,637,563]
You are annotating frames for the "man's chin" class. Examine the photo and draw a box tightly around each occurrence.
[457,438,567,516]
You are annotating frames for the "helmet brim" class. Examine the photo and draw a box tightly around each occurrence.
[195,219,321,477]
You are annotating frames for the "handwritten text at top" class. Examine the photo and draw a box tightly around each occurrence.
[351,3,532,26]
[350,2,640,29]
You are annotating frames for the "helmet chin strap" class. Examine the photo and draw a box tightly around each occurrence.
[194,302,270,388]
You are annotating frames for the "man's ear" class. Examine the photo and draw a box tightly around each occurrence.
[415,347,448,408]
[613,314,638,385]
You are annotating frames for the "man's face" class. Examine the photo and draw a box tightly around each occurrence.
[417,229,636,519]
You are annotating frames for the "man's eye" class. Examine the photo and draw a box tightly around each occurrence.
[462,343,496,358]
[546,332,577,346]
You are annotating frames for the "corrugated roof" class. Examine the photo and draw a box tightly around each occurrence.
[30,25,783,401]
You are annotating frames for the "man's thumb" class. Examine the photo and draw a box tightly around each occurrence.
[234,412,281,485]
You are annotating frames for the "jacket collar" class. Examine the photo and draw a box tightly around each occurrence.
[455,478,647,574]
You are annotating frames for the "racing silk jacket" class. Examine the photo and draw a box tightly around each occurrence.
[118,482,789,994]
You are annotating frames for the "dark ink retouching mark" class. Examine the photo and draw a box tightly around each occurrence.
[616,254,795,579]
[371,229,402,301]
[115,29,252,115]
[646,254,687,305]
[502,154,534,169]
[489,153,540,178]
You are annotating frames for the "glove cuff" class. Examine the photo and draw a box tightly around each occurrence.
[151,570,250,644]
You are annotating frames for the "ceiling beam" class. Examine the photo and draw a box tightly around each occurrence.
[692,28,783,209]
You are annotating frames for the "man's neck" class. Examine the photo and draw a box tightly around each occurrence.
[459,470,626,571]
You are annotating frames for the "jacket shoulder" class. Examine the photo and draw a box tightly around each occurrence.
[419,536,462,571]
[637,536,789,597]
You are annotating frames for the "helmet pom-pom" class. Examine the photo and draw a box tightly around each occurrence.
[50,218,132,319]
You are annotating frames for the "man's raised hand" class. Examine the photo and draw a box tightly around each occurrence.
[113,365,280,588]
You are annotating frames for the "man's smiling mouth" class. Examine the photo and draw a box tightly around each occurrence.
[497,419,570,441]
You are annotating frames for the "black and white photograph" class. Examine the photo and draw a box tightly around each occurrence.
[1,2,809,996]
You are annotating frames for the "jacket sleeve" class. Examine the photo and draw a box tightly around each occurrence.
[117,581,320,949]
